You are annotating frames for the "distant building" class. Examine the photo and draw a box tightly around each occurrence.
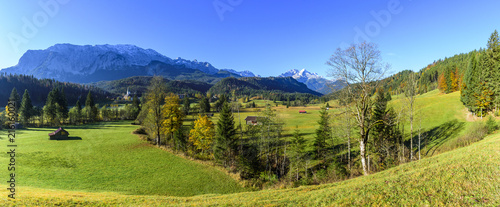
[244,116,263,125]
[123,87,131,100]
[299,110,307,114]
[49,127,69,140]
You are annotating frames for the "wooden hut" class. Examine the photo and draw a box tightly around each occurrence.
[49,127,69,140]
[244,116,261,125]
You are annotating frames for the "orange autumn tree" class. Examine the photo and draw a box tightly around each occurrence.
[438,72,448,92]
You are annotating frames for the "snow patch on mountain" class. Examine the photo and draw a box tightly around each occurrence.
[220,69,259,77]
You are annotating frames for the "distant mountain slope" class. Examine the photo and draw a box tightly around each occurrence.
[279,69,345,94]
[1,44,247,84]
[91,76,212,97]
[220,69,259,77]
[208,77,322,96]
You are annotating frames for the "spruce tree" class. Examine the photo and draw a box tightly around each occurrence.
[58,87,69,122]
[19,89,34,125]
[214,101,237,167]
[85,91,98,122]
[313,106,331,159]
[9,88,21,114]
[44,90,57,125]
[182,97,190,116]
[75,99,82,123]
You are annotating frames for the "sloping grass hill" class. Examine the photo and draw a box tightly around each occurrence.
[2,127,498,206]
[0,121,245,198]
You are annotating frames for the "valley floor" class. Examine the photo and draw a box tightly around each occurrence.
[1,127,498,206]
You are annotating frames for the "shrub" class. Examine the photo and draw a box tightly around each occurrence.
[486,116,498,134]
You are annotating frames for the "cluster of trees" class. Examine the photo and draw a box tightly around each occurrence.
[327,42,423,177]
[4,87,141,127]
[0,73,110,105]
[461,30,500,117]
[437,66,460,93]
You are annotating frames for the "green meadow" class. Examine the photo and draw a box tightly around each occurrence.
[2,125,498,206]
[0,89,498,206]
[0,121,246,197]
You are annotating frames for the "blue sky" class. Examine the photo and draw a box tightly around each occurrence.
[1,0,499,77]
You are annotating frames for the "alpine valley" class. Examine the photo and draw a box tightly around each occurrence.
[1,44,339,95]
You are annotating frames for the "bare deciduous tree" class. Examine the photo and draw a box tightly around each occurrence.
[404,72,418,161]
[327,42,389,175]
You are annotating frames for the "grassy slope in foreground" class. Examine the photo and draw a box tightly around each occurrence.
[2,129,499,206]
[0,121,245,197]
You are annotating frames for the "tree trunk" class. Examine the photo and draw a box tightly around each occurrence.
[410,114,413,161]
[360,140,368,176]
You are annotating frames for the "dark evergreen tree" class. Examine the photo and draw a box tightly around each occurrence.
[19,89,34,125]
[85,91,98,122]
[132,94,141,110]
[214,102,237,167]
[44,90,57,125]
[9,88,21,114]
[58,87,69,122]
[182,97,190,116]
[200,97,210,113]
[75,99,82,124]
[313,106,330,159]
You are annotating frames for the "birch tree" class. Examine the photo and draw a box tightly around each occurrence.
[404,72,418,161]
[327,42,388,175]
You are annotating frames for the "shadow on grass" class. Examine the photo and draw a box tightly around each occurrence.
[417,119,465,156]
[56,136,83,141]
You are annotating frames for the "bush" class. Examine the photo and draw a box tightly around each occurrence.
[486,116,498,134]
[446,122,488,151]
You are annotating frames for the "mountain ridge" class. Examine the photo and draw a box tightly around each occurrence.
[279,69,345,94]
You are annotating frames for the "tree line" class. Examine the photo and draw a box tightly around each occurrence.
[2,87,141,128]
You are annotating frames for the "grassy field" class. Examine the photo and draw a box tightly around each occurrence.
[2,126,498,206]
[0,121,246,197]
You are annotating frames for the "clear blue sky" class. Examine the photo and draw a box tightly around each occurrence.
[1,0,499,77]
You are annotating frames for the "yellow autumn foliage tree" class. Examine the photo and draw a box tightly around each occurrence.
[189,115,215,155]
[161,93,183,146]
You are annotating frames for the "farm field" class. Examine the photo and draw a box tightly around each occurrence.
[1,126,498,206]
[0,121,246,197]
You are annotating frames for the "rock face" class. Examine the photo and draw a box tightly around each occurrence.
[279,69,344,94]
[1,44,244,83]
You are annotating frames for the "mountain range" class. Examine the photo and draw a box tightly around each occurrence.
[278,69,345,94]
[1,44,339,94]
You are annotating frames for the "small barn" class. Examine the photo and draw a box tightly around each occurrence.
[245,116,262,125]
[299,110,307,114]
[49,127,69,140]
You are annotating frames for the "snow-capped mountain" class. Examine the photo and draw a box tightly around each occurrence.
[1,44,248,83]
[279,69,344,94]
[220,69,259,77]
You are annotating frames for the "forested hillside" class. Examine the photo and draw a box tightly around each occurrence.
[208,76,322,97]
[0,73,111,105]
[91,76,212,97]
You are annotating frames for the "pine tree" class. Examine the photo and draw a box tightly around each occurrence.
[9,88,21,115]
[58,87,69,122]
[214,102,237,167]
[313,106,330,160]
[200,97,210,113]
[485,30,500,112]
[182,97,190,116]
[290,126,306,181]
[462,54,480,112]
[75,99,82,123]
[44,90,57,125]
[84,91,98,122]
[19,89,34,125]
